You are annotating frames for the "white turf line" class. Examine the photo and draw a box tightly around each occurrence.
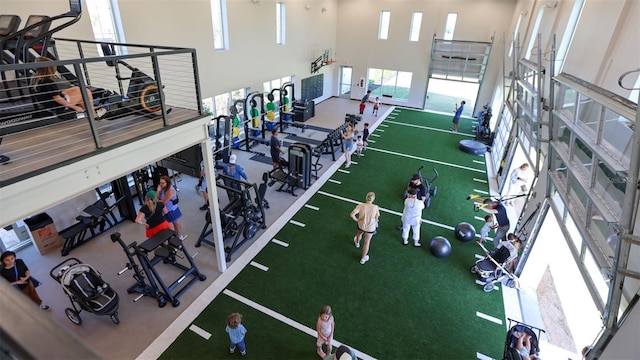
[137,108,389,360]
[271,239,289,247]
[476,311,503,325]
[188,324,212,340]
[368,147,486,174]
[473,178,488,183]
[289,220,306,227]
[473,160,484,164]
[385,119,475,138]
[328,179,341,184]
[317,190,455,231]
[476,352,494,360]
[370,133,381,137]
[223,289,378,360]
[250,261,269,271]
[474,189,489,194]
[304,204,319,210]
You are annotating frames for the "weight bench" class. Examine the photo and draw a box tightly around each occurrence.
[267,168,299,196]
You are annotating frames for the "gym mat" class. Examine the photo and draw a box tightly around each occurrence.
[284,135,323,146]
[249,154,273,165]
[303,124,333,132]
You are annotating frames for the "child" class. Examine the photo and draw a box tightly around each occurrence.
[479,214,498,244]
[226,313,247,355]
[372,97,380,116]
[355,135,364,157]
[316,305,335,358]
[362,123,370,150]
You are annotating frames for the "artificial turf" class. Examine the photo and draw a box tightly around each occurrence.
[160,109,507,360]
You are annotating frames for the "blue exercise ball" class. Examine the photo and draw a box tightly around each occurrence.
[455,222,476,242]
[429,236,452,258]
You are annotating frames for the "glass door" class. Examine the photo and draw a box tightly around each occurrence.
[339,66,352,98]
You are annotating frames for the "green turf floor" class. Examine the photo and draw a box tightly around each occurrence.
[161,109,507,359]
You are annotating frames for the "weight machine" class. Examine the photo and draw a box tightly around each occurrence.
[195,174,267,262]
[111,230,206,308]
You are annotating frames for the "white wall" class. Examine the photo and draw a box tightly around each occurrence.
[335,0,517,112]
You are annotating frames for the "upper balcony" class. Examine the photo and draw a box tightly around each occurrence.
[0,38,209,225]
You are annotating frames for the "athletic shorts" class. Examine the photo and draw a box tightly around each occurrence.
[165,207,182,222]
[146,221,171,238]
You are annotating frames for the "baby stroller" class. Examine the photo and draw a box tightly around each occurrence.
[470,242,518,292]
[474,104,493,144]
[50,258,120,325]
[503,318,546,360]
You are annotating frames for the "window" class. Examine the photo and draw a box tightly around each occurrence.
[276,2,286,45]
[211,0,229,50]
[556,0,584,74]
[409,12,422,42]
[509,14,523,57]
[378,11,390,40]
[85,0,125,46]
[525,7,545,60]
[367,68,412,101]
[263,76,292,93]
[443,13,457,40]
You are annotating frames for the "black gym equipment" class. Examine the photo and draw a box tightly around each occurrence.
[97,43,169,120]
[267,142,313,196]
[58,182,133,256]
[270,82,307,134]
[474,104,494,146]
[243,91,271,150]
[111,230,206,308]
[195,174,267,262]
[414,165,439,209]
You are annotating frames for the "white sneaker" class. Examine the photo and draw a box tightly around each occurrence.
[96,108,107,119]
[179,234,188,241]
[359,255,369,265]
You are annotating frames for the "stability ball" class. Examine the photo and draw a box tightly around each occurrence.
[455,222,476,242]
[429,236,452,258]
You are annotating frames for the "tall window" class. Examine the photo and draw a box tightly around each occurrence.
[409,12,422,42]
[276,2,286,45]
[263,76,292,93]
[85,0,125,44]
[525,7,545,60]
[509,14,523,57]
[367,68,412,101]
[211,0,229,50]
[556,0,584,74]
[443,13,457,40]
[378,11,390,40]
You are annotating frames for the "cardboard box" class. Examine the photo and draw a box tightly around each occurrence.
[24,213,63,255]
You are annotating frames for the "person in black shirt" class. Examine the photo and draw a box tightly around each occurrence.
[1,251,50,311]
[31,56,103,118]
[135,190,171,238]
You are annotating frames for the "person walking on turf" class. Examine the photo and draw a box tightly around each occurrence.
[1,251,50,311]
[342,123,355,168]
[156,175,184,239]
[270,129,285,169]
[316,305,335,358]
[225,312,247,355]
[451,100,465,132]
[479,214,498,244]
[362,122,370,150]
[401,188,425,247]
[350,192,380,264]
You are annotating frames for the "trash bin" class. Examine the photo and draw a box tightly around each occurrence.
[24,213,62,255]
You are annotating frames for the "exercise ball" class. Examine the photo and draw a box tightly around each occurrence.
[455,222,476,242]
[429,236,452,258]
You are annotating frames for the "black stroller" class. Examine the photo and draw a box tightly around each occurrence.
[474,104,493,145]
[470,242,518,292]
[50,258,120,325]
[408,165,439,208]
[503,318,546,360]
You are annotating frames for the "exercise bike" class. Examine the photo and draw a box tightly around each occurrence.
[94,43,170,120]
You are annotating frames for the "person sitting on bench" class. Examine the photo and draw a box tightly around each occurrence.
[31,56,106,119]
